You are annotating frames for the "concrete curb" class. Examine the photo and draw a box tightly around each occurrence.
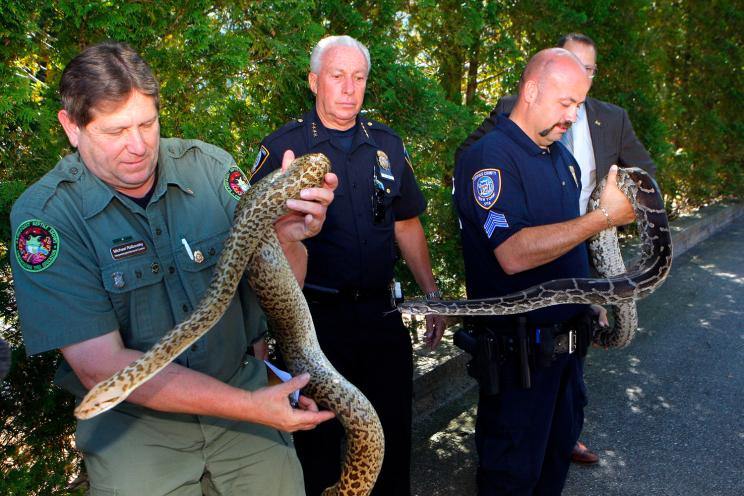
[410,201,744,422]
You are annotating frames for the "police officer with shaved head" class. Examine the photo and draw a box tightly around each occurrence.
[458,33,657,466]
[454,48,635,494]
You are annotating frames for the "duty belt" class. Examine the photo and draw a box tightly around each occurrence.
[468,324,578,356]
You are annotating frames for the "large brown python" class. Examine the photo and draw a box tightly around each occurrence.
[586,174,639,347]
[399,168,672,339]
[249,221,385,496]
[74,153,384,495]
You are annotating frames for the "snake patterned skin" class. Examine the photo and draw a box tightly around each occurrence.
[74,152,383,495]
[399,168,672,335]
[586,174,639,347]
[0,337,10,380]
[248,227,384,496]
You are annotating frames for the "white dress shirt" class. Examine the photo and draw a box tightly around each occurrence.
[562,105,597,215]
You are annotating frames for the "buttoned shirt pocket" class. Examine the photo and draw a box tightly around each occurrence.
[100,258,167,349]
[174,230,230,305]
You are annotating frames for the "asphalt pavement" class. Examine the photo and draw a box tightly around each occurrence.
[410,214,744,495]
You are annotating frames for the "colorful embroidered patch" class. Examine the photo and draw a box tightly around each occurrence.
[472,168,502,209]
[250,145,269,177]
[14,219,60,272]
[224,166,250,200]
[483,210,509,238]
[111,240,147,260]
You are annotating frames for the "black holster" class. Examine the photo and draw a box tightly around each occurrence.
[454,328,500,395]
[535,325,555,368]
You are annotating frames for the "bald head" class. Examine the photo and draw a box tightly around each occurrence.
[510,48,591,147]
[519,48,586,93]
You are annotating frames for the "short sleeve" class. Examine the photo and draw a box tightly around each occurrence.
[457,142,530,250]
[392,144,426,220]
[10,207,119,355]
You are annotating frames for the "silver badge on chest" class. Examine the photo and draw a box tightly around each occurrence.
[376,150,394,181]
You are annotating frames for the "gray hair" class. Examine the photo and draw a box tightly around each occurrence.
[310,35,371,75]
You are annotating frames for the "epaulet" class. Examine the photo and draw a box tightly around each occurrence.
[361,116,399,138]
[13,179,58,215]
[261,118,305,146]
[162,137,234,166]
[15,154,85,211]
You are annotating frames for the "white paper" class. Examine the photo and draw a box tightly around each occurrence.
[264,360,301,405]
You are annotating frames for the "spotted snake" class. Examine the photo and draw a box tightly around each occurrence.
[74,153,384,495]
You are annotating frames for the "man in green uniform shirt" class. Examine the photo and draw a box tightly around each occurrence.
[10,41,337,496]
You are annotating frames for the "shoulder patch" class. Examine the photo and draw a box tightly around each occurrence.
[472,168,502,209]
[250,145,270,178]
[14,219,60,272]
[224,166,250,200]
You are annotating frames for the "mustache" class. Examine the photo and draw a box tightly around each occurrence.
[539,120,573,138]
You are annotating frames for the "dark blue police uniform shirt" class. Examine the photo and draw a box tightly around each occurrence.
[455,114,590,326]
[249,108,426,291]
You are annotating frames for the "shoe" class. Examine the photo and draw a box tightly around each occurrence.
[571,440,599,465]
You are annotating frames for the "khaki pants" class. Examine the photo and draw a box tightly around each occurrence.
[76,361,305,496]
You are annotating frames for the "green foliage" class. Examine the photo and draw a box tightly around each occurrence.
[0,1,741,493]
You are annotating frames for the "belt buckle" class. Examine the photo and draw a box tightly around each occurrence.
[568,330,576,354]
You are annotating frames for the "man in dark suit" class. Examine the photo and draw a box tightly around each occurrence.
[456,33,656,465]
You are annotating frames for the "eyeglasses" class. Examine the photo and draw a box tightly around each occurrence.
[372,177,386,224]
[585,64,598,79]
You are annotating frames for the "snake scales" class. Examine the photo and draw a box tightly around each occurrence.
[75,153,384,495]
[399,167,672,347]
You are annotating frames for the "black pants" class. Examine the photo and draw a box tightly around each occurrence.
[292,296,413,496]
[475,353,586,495]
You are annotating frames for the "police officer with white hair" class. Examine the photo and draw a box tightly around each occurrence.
[250,35,446,495]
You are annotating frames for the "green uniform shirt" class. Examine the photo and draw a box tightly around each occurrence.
[10,137,266,399]
[11,138,302,496]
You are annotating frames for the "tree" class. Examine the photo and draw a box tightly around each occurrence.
[1,1,741,493]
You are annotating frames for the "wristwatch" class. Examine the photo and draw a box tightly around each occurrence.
[425,289,442,301]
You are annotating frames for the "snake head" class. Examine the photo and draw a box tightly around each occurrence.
[289,152,331,190]
[74,377,133,419]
